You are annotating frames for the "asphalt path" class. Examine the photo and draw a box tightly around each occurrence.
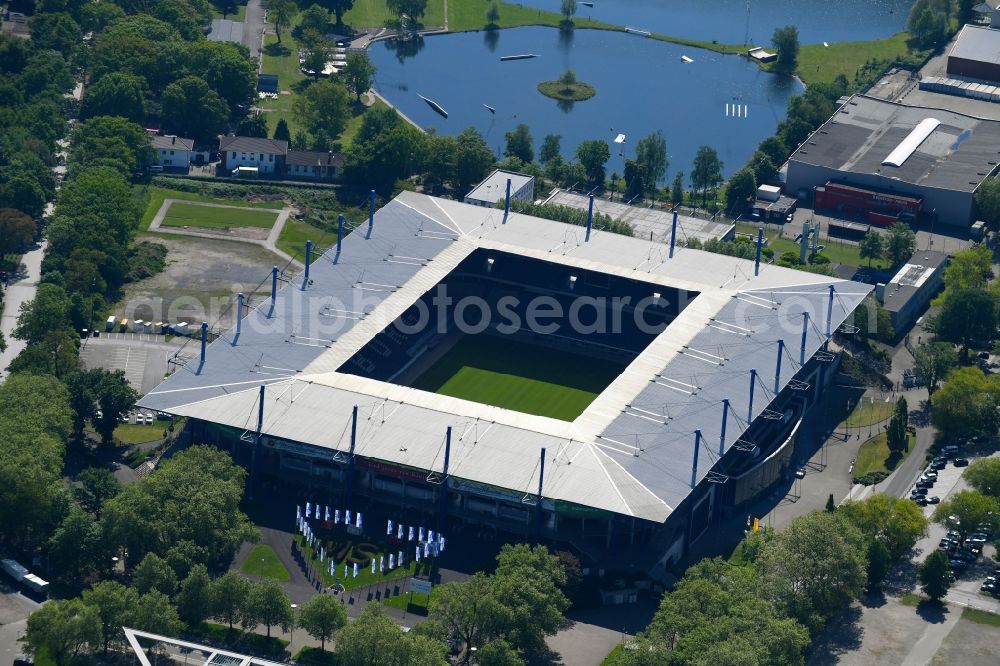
[243,0,264,63]
[0,241,45,380]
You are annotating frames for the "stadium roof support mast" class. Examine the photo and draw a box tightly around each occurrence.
[534,447,546,545]
[249,384,264,500]
[437,426,451,537]
[585,193,594,241]
[719,398,730,456]
[826,285,835,336]
[502,179,512,224]
[669,209,678,258]
[800,311,809,365]
[269,265,278,317]
[233,293,244,345]
[197,322,208,374]
[754,227,763,276]
[684,430,702,555]
[346,404,358,509]
[302,240,312,290]
[774,339,784,394]
[335,214,345,263]
[748,368,757,422]
[367,190,375,238]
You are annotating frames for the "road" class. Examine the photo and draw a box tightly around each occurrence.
[0,241,46,380]
[244,0,265,63]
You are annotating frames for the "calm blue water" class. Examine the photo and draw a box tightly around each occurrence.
[370,28,804,179]
[515,0,915,45]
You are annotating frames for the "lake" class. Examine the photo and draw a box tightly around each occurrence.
[370,27,804,180]
[515,0,915,45]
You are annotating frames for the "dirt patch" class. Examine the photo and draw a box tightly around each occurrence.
[159,225,271,241]
[122,236,287,330]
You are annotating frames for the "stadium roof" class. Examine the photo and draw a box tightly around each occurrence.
[138,192,870,523]
[789,94,1000,193]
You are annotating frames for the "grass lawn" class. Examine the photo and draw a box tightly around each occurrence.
[411,335,627,421]
[602,645,625,665]
[345,0,445,27]
[114,423,164,445]
[160,202,280,230]
[854,431,914,478]
[193,623,289,657]
[294,647,338,666]
[211,4,246,21]
[261,35,305,139]
[383,590,431,615]
[277,218,330,260]
[797,32,917,86]
[963,607,1000,626]
[842,397,894,429]
[769,236,891,271]
[899,592,924,607]
[296,533,436,591]
[240,544,291,581]
[141,187,284,232]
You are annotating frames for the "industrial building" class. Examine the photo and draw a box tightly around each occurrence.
[464,169,535,207]
[948,24,1000,83]
[877,250,949,334]
[138,192,869,575]
[785,95,1000,229]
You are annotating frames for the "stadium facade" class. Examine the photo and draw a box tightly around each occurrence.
[138,192,870,574]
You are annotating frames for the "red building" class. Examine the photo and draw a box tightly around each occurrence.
[814,181,922,226]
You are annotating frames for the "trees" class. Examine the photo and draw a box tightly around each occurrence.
[71,115,156,175]
[161,76,230,143]
[245,580,294,638]
[884,222,916,266]
[298,593,348,650]
[48,507,104,581]
[80,72,147,123]
[23,599,101,665]
[475,639,523,666]
[91,369,139,445]
[300,30,334,79]
[886,396,908,456]
[756,511,867,630]
[486,1,500,27]
[298,4,331,34]
[931,367,1000,440]
[133,591,184,636]
[270,0,298,43]
[912,341,957,395]
[82,582,139,654]
[133,553,179,596]
[936,289,998,359]
[671,171,685,204]
[31,12,80,59]
[933,490,1000,539]
[504,124,534,163]
[975,177,1000,230]
[919,550,951,601]
[0,209,35,257]
[909,5,948,49]
[941,244,993,293]
[177,564,212,626]
[342,52,376,101]
[455,126,497,194]
[236,114,269,138]
[838,494,928,561]
[345,107,427,194]
[539,134,561,165]
[725,167,756,213]
[690,145,723,206]
[576,139,610,188]
[321,0,356,26]
[431,573,508,659]
[772,25,800,72]
[859,231,884,268]
[559,0,577,25]
[273,118,291,143]
[490,544,569,654]
[336,604,448,665]
[387,0,429,30]
[102,446,257,566]
[964,457,1000,498]
[210,571,250,629]
[13,283,73,344]
[634,130,668,195]
[293,79,351,138]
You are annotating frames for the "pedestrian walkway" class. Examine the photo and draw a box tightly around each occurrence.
[0,241,46,380]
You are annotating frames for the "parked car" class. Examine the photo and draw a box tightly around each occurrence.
[916,479,935,488]
[969,532,988,545]
[927,496,940,504]
[982,581,997,593]
[956,549,978,562]
[913,496,928,506]
[911,487,928,497]
[930,460,947,471]
[954,458,970,467]
[921,470,938,481]
[950,558,968,571]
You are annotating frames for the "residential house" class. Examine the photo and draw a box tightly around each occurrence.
[219,136,288,175]
[152,135,195,169]
[285,150,345,181]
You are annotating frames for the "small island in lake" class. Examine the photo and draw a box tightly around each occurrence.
[538,69,596,101]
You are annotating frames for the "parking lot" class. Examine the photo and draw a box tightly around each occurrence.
[78,334,186,395]
[0,584,40,665]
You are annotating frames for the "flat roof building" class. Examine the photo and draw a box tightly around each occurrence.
[948,24,1000,83]
[878,250,949,333]
[785,94,1000,228]
[464,169,535,207]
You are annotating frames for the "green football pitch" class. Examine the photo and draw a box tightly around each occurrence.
[411,335,628,421]
[161,202,279,229]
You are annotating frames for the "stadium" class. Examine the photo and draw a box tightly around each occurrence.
[138,191,871,575]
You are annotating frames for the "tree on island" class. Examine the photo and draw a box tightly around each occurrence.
[772,25,799,72]
[559,69,577,92]
[486,0,500,28]
[560,0,577,27]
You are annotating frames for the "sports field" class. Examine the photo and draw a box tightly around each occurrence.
[161,202,280,229]
[411,335,627,421]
